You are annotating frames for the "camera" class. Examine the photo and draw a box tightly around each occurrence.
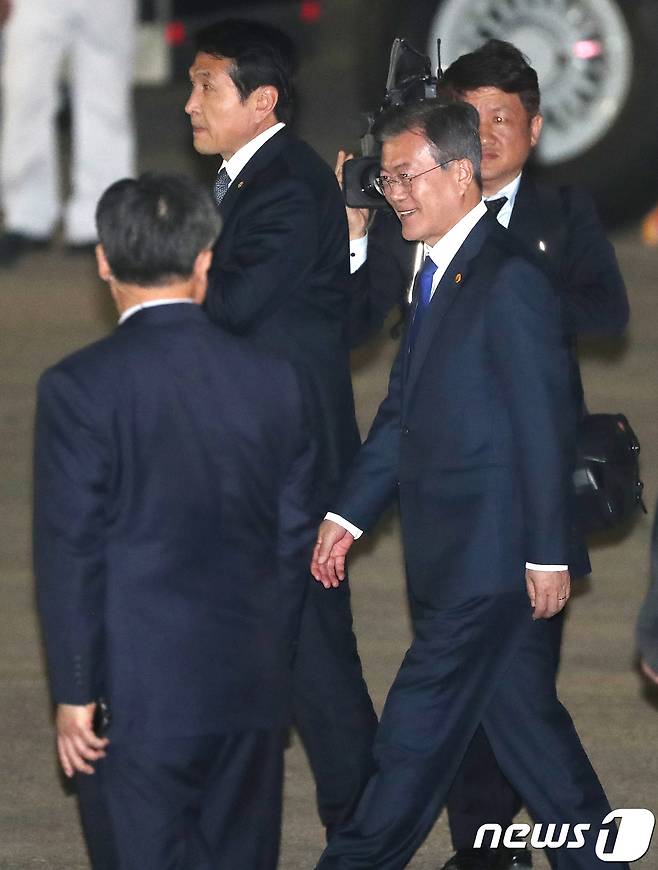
[343,38,442,209]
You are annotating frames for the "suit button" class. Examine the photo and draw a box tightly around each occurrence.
[401,426,410,436]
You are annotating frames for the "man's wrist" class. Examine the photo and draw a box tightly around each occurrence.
[325,512,363,539]
[349,234,368,274]
[525,563,568,571]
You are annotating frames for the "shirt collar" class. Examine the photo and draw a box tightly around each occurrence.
[118,298,196,325]
[483,172,522,228]
[425,199,488,281]
[221,122,286,183]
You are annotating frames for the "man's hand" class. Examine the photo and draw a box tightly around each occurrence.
[640,658,658,685]
[311,519,355,588]
[335,150,370,241]
[56,703,109,777]
[525,568,570,620]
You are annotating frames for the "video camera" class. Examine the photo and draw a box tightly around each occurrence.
[343,38,443,209]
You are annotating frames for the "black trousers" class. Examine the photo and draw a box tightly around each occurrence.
[102,729,285,870]
[293,575,378,834]
[446,609,566,852]
[75,766,119,870]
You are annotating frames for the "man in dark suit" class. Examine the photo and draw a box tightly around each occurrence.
[34,172,317,869]
[312,100,627,870]
[184,18,377,835]
[341,40,629,870]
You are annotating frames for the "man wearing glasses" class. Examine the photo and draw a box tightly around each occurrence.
[312,99,625,870]
[338,39,628,870]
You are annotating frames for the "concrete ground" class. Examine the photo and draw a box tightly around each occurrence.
[1,1,657,865]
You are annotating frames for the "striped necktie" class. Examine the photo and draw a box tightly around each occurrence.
[213,167,230,205]
[407,255,439,351]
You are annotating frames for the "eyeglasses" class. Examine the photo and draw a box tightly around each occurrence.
[374,158,459,197]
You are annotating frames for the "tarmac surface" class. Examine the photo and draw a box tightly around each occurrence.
[1,2,657,866]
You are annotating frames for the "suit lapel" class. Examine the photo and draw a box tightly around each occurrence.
[405,214,494,399]
[217,127,290,224]
[508,172,545,250]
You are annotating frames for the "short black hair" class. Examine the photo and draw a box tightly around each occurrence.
[373,99,482,188]
[95,173,221,287]
[194,18,297,124]
[439,39,540,119]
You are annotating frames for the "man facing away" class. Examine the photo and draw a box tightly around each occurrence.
[34,172,317,869]
[185,18,377,836]
[312,100,628,870]
[340,39,629,870]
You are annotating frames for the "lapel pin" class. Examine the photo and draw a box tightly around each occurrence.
[454,273,462,284]
[237,181,245,189]
[538,240,546,252]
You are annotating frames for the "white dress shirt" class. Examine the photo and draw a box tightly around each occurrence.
[118,298,195,325]
[332,198,566,571]
[219,122,286,186]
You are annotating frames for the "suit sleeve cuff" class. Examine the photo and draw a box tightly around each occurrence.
[525,562,568,571]
[325,512,363,539]
[349,234,368,274]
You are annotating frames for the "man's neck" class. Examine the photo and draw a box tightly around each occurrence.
[113,280,197,317]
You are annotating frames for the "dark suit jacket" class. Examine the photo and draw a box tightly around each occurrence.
[205,127,360,507]
[347,173,629,578]
[34,303,316,741]
[348,172,629,347]
[336,214,575,611]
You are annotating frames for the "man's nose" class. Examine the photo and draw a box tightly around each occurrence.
[388,182,409,204]
[184,93,196,115]
[479,121,494,145]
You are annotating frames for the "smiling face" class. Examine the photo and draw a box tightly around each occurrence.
[462,87,542,196]
[185,53,276,160]
[380,129,478,247]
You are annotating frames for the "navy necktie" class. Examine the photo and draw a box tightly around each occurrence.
[213,167,230,205]
[485,196,507,217]
[407,255,438,351]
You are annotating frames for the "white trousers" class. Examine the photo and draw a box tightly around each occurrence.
[1,0,136,242]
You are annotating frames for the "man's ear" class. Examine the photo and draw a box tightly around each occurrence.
[456,157,474,191]
[530,113,543,148]
[252,84,279,119]
[95,244,112,282]
[192,248,213,304]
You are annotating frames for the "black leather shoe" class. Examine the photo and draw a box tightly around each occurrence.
[496,846,532,869]
[0,231,49,267]
[440,849,498,870]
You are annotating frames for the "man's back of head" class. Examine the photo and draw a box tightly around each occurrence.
[95,172,221,289]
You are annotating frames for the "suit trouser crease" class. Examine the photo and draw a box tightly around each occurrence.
[317,593,625,870]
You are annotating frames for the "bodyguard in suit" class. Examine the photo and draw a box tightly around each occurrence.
[312,100,627,869]
[342,40,629,870]
[185,18,377,834]
[34,172,317,869]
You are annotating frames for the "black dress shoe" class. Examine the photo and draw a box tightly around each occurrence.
[440,849,498,870]
[0,231,50,267]
[495,846,532,869]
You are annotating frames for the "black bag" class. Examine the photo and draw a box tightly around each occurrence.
[573,413,645,534]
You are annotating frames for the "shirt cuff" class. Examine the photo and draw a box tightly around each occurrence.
[349,233,368,274]
[325,512,363,539]
[525,563,568,571]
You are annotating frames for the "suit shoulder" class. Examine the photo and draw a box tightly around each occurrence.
[483,225,558,298]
